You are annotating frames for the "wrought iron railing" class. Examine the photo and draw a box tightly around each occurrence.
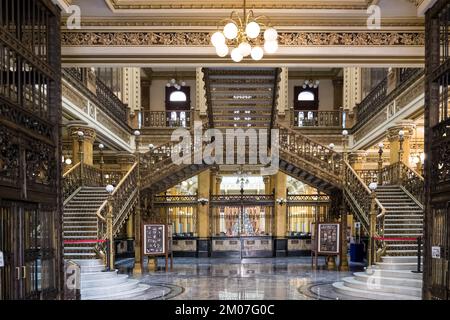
[141,110,191,128]
[96,162,139,243]
[287,194,330,204]
[62,68,129,126]
[140,122,209,190]
[63,163,127,200]
[153,195,198,206]
[291,110,343,128]
[278,123,343,181]
[344,162,386,262]
[355,162,424,205]
[355,68,424,131]
[63,162,81,200]
[210,194,275,206]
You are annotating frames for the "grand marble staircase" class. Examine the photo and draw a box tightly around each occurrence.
[333,185,423,300]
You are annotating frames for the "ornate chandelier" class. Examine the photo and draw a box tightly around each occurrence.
[210,0,278,62]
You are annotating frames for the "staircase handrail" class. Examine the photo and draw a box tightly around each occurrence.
[63,162,81,199]
[96,162,139,241]
[277,122,344,180]
[344,161,386,261]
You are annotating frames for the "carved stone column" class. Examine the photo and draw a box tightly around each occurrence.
[387,121,415,164]
[68,124,96,166]
[348,150,367,171]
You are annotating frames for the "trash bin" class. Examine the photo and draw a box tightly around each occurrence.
[350,243,365,262]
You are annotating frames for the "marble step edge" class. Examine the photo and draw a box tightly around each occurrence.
[332,282,420,300]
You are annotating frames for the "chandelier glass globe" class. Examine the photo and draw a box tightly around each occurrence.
[211,31,226,47]
[216,44,229,57]
[231,47,243,62]
[264,40,278,54]
[250,46,264,60]
[211,2,278,62]
[264,27,278,41]
[238,42,252,57]
[245,21,260,39]
[224,22,238,39]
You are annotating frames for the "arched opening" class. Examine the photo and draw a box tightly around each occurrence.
[169,91,187,102]
[297,91,315,101]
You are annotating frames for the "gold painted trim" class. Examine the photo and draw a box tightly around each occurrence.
[105,0,372,11]
[61,31,425,47]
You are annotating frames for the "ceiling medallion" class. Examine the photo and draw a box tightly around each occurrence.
[210,0,278,62]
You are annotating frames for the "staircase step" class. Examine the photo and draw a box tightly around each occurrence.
[365,268,423,280]
[82,279,141,296]
[353,272,422,288]
[332,281,420,300]
[83,284,150,300]
[374,262,422,271]
[339,277,421,297]
[81,274,129,288]
[381,256,421,264]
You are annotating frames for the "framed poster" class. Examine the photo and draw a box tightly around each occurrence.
[143,224,166,255]
[317,223,340,254]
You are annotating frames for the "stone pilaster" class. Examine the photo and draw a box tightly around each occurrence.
[348,150,367,171]
[387,121,415,164]
[68,123,96,166]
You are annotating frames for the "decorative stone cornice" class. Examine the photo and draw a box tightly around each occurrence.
[105,0,372,11]
[61,31,425,47]
[387,121,415,142]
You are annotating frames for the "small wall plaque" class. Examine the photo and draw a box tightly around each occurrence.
[432,246,441,259]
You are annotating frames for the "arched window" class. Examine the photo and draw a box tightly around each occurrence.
[170,91,187,102]
[297,91,315,101]
[165,86,191,128]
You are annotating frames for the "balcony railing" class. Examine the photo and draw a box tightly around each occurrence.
[355,68,424,131]
[62,68,129,127]
[141,111,191,128]
[291,110,343,128]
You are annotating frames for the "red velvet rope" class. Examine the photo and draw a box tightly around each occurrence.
[373,237,420,241]
[63,239,107,244]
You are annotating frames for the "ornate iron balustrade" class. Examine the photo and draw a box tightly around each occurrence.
[210,194,275,206]
[278,123,343,181]
[431,118,450,195]
[140,122,210,190]
[287,194,330,205]
[344,162,386,262]
[291,110,343,128]
[355,169,379,186]
[355,69,424,132]
[355,163,424,205]
[141,110,191,128]
[96,162,139,241]
[153,195,198,207]
[62,162,81,200]
[62,68,129,127]
[63,162,127,200]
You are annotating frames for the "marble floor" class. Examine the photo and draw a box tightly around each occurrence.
[115,257,369,300]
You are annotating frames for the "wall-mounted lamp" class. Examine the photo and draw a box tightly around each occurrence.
[198,197,209,206]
